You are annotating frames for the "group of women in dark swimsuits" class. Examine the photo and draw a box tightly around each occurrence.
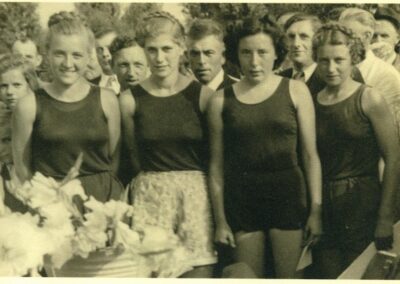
[7,9,400,279]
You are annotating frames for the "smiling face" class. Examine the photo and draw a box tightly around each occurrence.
[317,44,353,87]
[286,20,315,69]
[238,33,277,84]
[0,68,31,109]
[188,35,225,84]
[144,33,184,79]
[113,45,148,90]
[47,33,90,87]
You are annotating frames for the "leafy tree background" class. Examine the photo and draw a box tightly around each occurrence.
[0,3,41,52]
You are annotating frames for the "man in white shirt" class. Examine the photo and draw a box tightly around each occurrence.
[90,28,120,94]
[372,7,400,72]
[187,19,238,91]
[279,13,325,98]
[340,8,400,136]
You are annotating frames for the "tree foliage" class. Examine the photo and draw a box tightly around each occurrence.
[0,3,41,51]
[117,3,162,36]
[75,3,121,35]
[183,3,379,28]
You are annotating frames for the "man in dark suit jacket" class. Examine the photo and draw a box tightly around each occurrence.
[187,18,238,91]
[279,13,325,99]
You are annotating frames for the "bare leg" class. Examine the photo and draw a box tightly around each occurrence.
[233,231,266,278]
[269,228,303,278]
[181,265,214,278]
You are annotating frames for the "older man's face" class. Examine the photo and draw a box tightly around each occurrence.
[373,19,399,48]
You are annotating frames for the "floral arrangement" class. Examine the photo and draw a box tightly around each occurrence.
[0,154,191,277]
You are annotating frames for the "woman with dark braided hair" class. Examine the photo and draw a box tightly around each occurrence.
[311,23,400,278]
[120,11,216,277]
[207,15,322,278]
[13,11,123,203]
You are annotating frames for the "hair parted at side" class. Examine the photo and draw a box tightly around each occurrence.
[136,11,185,47]
[187,18,225,42]
[225,14,287,70]
[312,22,366,65]
[0,53,39,91]
[45,11,95,52]
[109,35,141,60]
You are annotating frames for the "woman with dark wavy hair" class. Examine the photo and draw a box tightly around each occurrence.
[312,23,400,278]
[207,15,322,278]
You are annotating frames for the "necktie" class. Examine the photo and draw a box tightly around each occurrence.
[293,71,305,82]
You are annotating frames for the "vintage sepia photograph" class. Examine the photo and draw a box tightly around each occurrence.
[0,1,400,280]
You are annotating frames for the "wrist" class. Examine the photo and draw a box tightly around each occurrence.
[310,203,322,214]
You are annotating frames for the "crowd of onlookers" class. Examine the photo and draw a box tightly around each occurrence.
[1,4,400,279]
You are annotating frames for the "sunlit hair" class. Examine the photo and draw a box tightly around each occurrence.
[109,35,142,63]
[284,13,322,33]
[187,18,225,43]
[0,53,39,91]
[225,14,287,70]
[136,11,185,47]
[45,11,95,52]
[312,22,366,65]
[339,8,376,30]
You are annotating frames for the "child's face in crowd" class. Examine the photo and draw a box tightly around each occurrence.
[0,68,31,109]
[0,126,12,164]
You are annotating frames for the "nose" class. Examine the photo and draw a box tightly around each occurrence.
[374,35,382,43]
[293,35,301,47]
[155,50,165,63]
[250,52,259,66]
[103,47,112,61]
[327,60,336,73]
[5,86,15,98]
[198,53,206,65]
[62,54,73,68]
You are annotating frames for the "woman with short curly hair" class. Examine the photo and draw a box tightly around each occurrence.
[208,15,322,278]
[312,23,400,278]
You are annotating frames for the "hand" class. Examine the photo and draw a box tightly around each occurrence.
[215,222,236,248]
[304,211,322,247]
[374,217,394,251]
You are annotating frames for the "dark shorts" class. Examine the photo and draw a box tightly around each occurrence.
[224,166,308,233]
[315,176,381,254]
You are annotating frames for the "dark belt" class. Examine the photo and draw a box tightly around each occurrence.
[324,176,377,200]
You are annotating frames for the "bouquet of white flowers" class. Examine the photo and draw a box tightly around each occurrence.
[0,154,192,277]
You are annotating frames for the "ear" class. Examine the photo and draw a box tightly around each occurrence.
[364,30,374,44]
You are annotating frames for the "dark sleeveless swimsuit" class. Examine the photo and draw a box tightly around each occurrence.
[32,86,123,203]
[222,77,307,232]
[130,81,207,172]
[315,85,381,259]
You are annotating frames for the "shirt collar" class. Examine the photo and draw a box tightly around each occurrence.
[206,69,224,91]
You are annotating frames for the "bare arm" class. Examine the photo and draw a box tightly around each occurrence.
[207,90,235,247]
[289,79,323,242]
[363,87,400,243]
[100,88,121,174]
[119,88,141,177]
[12,94,36,183]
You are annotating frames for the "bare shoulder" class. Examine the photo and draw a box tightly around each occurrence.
[119,88,136,114]
[361,86,387,113]
[199,85,216,112]
[288,78,313,107]
[15,92,37,121]
[100,87,119,115]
